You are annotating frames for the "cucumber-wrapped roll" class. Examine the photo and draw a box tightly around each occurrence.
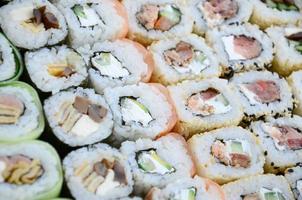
[0,81,44,143]
[285,164,302,200]
[287,70,302,116]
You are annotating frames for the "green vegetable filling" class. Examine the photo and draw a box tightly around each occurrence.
[263,0,299,11]
[160,5,181,24]
[72,5,87,19]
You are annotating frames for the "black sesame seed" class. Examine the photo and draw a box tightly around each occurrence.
[271,162,275,166]
[287,168,294,173]
[264,151,268,156]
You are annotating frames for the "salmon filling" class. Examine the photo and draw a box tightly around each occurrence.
[262,123,302,151]
[285,29,302,54]
[0,155,43,185]
[261,0,299,11]
[163,41,210,74]
[74,158,127,195]
[136,4,181,31]
[72,4,104,28]
[243,188,286,200]
[187,88,231,116]
[0,94,24,124]
[211,139,251,168]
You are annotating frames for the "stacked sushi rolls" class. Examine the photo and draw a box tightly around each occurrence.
[288,70,302,115]
[285,164,302,200]
[44,87,113,147]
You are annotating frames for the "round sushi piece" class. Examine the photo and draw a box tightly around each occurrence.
[145,176,225,200]
[188,0,253,35]
[25,45,88,94]
[149,34,221,86]
[104,83,177,142]
[0,140,63,200]
[122,0,193,46]
[0,81,44,143]
[222,174,295,200]
[0,33,23,83]
[266,26,302,76]
[230,70,293,121]
[120,133,195,195]
[250,115,302,173]
[44,87,113,147]
[78,39,154,94]
[55,0,128,48]
[188,126,265,184]
[206,23,274,74]
[250,0,302,29]
[63,143,133,200]
[287,70,302,116]
[0,0,67,50]
[285,164,302,200]
[168,78,243,138]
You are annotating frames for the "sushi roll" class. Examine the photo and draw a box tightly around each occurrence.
[285,164,302,200]
[78,39,154,94]
[55,0,128,48]
[145,176,225,200]
[250,115,302,173]
[0,81,44,143]
[266,26,302,76]
[25,45,88,94]
[63,143,133,200]
[149,34,221,86]
[250,0,302,29]
[104,83,177,142]
[120,133,195,195]
[206,23,274,74]
[230,70,293,121]
[0,140,63,200]
[168,78,243,138]
[0,0,67,49]
[122,0,193,46]
[44,87,113,147]
[188,126,265,184]
[222,174,295,200]
[188,0,253,35]
[0,33,23,83]
[287,70,302,115]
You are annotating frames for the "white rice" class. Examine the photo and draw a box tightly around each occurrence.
[287,70,302,116]
[285,165,302,200]
[0,34,16,81]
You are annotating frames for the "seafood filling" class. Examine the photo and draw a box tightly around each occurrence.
[72,4,104,28]
[285,28,302,55]
[163,41,210,74]
[243,187,286,200]
[170,187,197,200]
[0,94,24,124]
[261,0,299,11]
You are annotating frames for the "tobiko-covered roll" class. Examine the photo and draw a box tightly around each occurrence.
[287,70,302,115]
[285,164,302,200]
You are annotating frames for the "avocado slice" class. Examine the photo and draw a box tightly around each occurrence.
[72,5,87,19]
[160,5,181,23]
[150,150,175,172]
[128,98,149,114]
[188,187,197,200]
[265,0,277,8]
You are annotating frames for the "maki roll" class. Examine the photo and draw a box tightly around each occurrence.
[206,23,274,74]
[222,174,295,200]
[63,143,133,200]
[122,0,193,46]
[104,83,177,142]
[0,0,67,49]
[44,87,113,147]
[78,39,154,94]
[0,81,44,143]
[287,70,302,115]
[188,126,265,184]
[25,45,88,94]
[285,164,302,200]
[145,176,225,200]
[168,78,243,138]
[56,0,128,48]
[149,34,221,86]
[0,140,63,200]
[120,133,195,195]
[0,33,23,83]
[250,0,302,29]
[250,115,302,173]
[230,70,293,121]
[267,26,302,76]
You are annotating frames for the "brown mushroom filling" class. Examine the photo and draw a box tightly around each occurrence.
[0,94,24,124]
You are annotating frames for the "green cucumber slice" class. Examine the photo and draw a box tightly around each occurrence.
[160,5,181,23]
[72,5,87,19]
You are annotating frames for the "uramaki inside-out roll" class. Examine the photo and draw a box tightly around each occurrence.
[0,0,67,49]
[25,45,88,94]
[149,34,221,86]
[120,133,195,195]
[250,115,302,173]
[63,143,133,200]
[78,39,154,94]
[222,174,295,200]
[168,78,243,138]
[285,164,302,200]
[104,83,177,142]
[122,0,193,46]
[44,87,113,147]
[287,70,302,115]
[56,0,128,48]
[0,140,63,200]
[206,23,274,74]
[0,81,44,143]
